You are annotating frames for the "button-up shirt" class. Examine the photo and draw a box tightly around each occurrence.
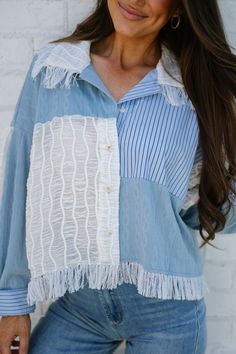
[0,40,236,316]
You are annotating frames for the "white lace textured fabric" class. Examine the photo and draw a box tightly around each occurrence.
[182,161,203,210]
[32,41,91,89]
[26,115,120,302]
[0,126,13,203]
[156,45,195,109]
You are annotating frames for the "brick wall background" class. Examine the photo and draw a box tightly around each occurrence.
[0,1,235,353]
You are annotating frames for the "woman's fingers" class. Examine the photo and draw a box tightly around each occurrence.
[10,337,20,354]
[0,315,31,354]
[11,340,19,347]
[18,333,29,354]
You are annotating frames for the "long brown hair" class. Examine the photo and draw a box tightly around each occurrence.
[50,0,236,247]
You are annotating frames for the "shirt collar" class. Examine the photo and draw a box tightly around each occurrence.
[33,39,183,87]
[79,63,161,104]
[32,39,194,109]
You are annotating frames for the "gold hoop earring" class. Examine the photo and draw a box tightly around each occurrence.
[171,15,180,29]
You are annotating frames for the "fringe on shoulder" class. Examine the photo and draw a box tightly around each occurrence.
[157,46,195,110]
[31,41,91,89]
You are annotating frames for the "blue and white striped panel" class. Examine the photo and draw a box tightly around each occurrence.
[116,93,199,201]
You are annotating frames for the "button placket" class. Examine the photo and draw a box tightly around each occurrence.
[106,185,112,193]
[106,180,112,234]
[107,144,112,152]
[105,140,113,236]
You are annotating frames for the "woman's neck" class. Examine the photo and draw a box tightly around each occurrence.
[90,32,161,70]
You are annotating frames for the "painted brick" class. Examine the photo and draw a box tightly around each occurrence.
[206,344,236,354]
[0,111,14,132]
[205,291,236,317]
[0,1,65,31]
[0,72,26,108]
[67,0,95,30]
[204,262,233,289]
[207,320,232,344]
[232,266,236,290]
[33,32,70,51]
[227,32,236,50]
[218,1,236,35]
[205,235,236,262]
[232,323,236,347]
[0,38,33,66]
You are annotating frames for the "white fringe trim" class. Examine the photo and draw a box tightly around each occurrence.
[160,85,195,110]
[37,65,80,90]
[27,261,209,306]
[157,45,195,110]
[31,41,91,89]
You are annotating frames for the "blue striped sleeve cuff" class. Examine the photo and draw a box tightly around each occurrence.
[0,288,36,316]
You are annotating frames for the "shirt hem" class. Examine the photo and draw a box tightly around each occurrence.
[27,261,210,306]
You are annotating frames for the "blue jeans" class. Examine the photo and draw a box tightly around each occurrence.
[28,282,207,354]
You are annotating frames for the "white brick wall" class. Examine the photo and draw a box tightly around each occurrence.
[0,1,235,353]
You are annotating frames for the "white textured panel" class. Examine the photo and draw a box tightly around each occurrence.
[26,114,120,279]
[182,161,202,210]
[32,41,91,89]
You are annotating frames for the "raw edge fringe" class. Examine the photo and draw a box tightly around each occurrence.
[27,262,209,306]
[31,43,81,90]
[37,66,80,90]
[160,85,195,111]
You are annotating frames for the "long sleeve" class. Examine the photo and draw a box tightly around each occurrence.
[0,53,40,316]
[180,198,236,235]
[180,146,236,235]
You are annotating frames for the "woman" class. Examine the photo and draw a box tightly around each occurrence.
[0,0,236,353]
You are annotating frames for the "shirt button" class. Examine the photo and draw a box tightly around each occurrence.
[106,186,112,193]
[107,229,113,236]
[119,107,126,113]
[107,144,112,151]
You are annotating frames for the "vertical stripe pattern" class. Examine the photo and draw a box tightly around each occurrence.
[117,91,199,201]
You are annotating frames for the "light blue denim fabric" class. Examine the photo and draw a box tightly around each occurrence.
[28,282,207,354]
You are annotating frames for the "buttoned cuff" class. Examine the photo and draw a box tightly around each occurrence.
[0,288,35,316]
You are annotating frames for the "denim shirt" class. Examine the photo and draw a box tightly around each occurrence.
[1,40,236,316]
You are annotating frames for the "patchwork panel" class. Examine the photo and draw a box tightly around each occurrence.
[26,115,120,277]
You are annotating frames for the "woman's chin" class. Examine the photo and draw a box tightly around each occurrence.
[112,22,144,38]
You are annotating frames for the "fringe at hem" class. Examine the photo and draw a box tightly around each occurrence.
[27,262,209,306]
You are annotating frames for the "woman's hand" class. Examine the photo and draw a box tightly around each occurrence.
[0,314,31,354]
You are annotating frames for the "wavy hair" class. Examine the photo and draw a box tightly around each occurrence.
[50,0,236,247]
